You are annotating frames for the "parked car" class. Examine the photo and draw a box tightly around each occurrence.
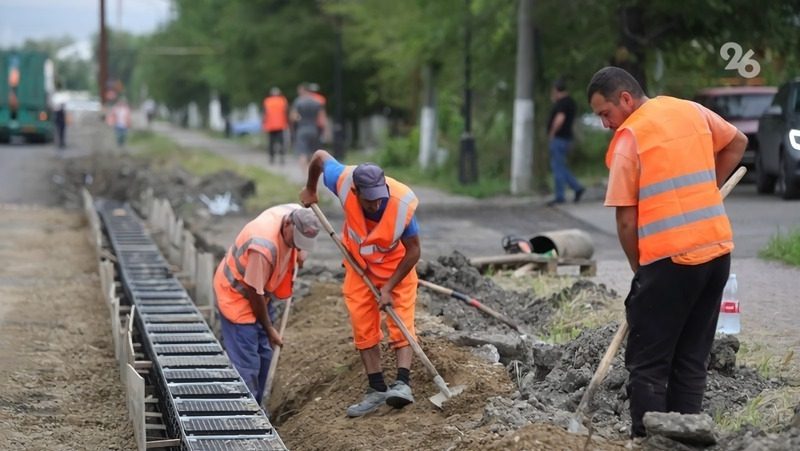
[756,80,800,199]
[693,86,777,173]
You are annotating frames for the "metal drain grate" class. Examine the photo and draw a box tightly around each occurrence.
[158,355,231,368]
[162,369,240,382]
[154,344,223,355]
[146,323,210,333]
[186,436,286,451]
[138,305,199,314]
[168,382,250,398]
[175,399,261,415]
[142,313,205,323]
[150,333,217,344]
[181,416,272,434]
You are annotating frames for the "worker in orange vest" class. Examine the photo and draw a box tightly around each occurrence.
[588,67,747,439]
[290,84,327,172]
[262,87,289,164]
[212,204,320,407]
[300,150,421,417]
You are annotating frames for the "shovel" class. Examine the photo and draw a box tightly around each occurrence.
[309,203,465,408]
[567,166,747,435]
[417,279,526,336]
[262,263,298,406]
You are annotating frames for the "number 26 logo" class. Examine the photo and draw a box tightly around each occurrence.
[720,42,761,79]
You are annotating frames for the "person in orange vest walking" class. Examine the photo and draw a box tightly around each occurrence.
[587,67,747,439]
[300,150,421,417]
[262,87,289,164]
[213,204,320,407]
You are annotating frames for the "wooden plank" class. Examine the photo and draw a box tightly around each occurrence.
[134,360,153,370]
[126,363,146,451]
[146,439,181,449]
[195,252,214,308]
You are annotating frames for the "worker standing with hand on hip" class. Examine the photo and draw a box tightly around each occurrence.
[213,204,320,409]
[587,66,747,439]
[300,150,421,418]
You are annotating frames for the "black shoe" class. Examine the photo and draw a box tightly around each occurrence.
[574,188,585,203]
[546,199,565,207]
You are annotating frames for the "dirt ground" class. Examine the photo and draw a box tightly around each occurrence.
[267,280,628,451]
[0,205,134,450]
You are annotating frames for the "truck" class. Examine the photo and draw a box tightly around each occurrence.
[756,79,800,199]
[0,50,55,143]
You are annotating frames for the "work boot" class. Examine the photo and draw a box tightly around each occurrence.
[385,381,414,409]
[346,388,387,417]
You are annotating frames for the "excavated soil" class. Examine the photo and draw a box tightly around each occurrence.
[267,277,628,450]
[0,205,134,450]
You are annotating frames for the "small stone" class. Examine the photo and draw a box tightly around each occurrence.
[643,412,717,446]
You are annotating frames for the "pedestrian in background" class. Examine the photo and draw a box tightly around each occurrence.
[262,87,289,164]
[587,66,747,439]
[547,78,585,206]
[291,83,327,171]
[53,102,67,150]
[107,98,131,148]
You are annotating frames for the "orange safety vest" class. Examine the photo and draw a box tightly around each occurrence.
[213,204,297,323]
[262,95,289,132]
[336,167,418,282]
[606,96,733,265]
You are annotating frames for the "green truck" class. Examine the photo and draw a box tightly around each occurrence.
[0,50,54,143]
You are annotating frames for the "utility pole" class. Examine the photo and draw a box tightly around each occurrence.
[458,0,478,185]
[99,0,108,104]
[332,18,345,159]
[511,0,534,194]
[418,63,438,170]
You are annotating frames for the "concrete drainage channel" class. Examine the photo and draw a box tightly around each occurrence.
[84,190,287,451]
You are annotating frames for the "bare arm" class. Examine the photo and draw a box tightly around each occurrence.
[549,112,565,139]
[378,234,421,309]
[616,206,639,273]
[715,130,747,186]
[299,149,334,206]
[243,259,283,346]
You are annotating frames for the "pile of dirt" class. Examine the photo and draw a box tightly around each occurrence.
[487,326,780,439]
[417,252,617,338]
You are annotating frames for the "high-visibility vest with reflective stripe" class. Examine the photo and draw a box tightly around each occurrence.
[213,204,297,323]
[336,167,418,281]
[605,96,733,265]
[263,95,289,132]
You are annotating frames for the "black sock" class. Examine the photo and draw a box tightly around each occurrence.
[368,372,387,392]
[397,367,410,386]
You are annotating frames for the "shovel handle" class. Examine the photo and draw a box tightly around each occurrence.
[263,263,298,403]
[309,204,448,384]
[418,279,522,333]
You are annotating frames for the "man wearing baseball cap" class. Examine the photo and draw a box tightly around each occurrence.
[213,204,320,408]
[300,150,421,417]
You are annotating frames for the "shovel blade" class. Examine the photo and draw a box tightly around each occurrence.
[428,384,466,409]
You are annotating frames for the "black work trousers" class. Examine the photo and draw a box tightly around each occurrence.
[625,253,730,437]
[267,130,285,163]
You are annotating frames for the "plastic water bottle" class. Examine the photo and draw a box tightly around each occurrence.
[716,274,740,334]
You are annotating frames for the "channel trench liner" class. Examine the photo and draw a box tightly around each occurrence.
[97,199,287,451]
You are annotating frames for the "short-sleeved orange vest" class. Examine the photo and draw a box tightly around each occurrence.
[213,204,297,323]
[606,96,733,265]
[335,167,418,282]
